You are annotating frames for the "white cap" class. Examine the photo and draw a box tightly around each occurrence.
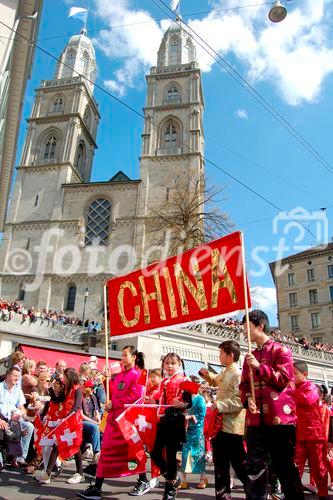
[89,355,97,362]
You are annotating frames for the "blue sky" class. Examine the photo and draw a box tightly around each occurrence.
[15,0,333,323]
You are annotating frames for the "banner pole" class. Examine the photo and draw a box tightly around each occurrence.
[240,232,256,405]
[103,283,110,402]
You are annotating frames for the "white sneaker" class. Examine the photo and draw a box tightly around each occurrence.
[67,473,84,484]
[34,470,51,484]
[82,444,94,461]
[149,477,160,489]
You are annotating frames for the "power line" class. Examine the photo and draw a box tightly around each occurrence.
[38,2,273,42]
[0,18,320,244]
[152,0,333,177]
[237,205,333,227]
[206,137,328,205]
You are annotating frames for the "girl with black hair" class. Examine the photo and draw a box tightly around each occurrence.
[35,368,84,485]
[150,352,192,500]
[77,346,148,500]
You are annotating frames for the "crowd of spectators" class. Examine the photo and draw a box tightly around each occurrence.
[0,351,106,478]
[216,315,333,354]
[0,298,100,333]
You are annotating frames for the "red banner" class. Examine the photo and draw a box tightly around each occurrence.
[107,231,251,337]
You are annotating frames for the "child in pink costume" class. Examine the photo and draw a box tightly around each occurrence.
[77,346,146,500]
[294,361,328,500]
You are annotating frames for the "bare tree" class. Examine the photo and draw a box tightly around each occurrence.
[146,176,233,257]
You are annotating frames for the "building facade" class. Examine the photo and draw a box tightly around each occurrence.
[0,0,43,231]
[270,242,333,343]
[0,19,205,323]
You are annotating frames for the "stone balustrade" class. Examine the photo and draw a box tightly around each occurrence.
[0,311,84,345]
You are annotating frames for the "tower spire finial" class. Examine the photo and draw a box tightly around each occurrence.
[172,0,181,20]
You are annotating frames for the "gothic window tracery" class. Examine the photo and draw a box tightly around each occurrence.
[85,198,111,246]
[165,82,181,104]
[53,96,63,113]
[44,135,57,159]
[164,121,177,147]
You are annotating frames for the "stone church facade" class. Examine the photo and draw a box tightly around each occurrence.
[0,21,205,324]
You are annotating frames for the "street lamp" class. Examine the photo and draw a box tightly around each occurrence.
[82,287,90,325]
[268,1,287,23]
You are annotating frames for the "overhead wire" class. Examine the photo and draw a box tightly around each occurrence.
[206,137,328,204]
[0,18,321,244]
[38,2,273,42]
[152,0,333,177]
[237,205,333,227]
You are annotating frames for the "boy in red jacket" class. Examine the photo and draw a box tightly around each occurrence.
[293,360,328,500]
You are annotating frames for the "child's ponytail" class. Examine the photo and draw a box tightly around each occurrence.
[123,345,145,370]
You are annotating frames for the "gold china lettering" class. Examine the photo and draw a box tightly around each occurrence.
[117,281,140,327]
[117,246,238,328]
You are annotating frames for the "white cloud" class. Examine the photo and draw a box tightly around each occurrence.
[235,109,248,119]
[93,0,333,104]
[93,0,163,96]
[250,286,277,313]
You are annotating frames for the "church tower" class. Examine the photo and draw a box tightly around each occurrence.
[137,19,205,261]
[0,30,100,307]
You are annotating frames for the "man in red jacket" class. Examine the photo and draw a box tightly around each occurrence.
[240,310,304,500]
[294,360,328,500]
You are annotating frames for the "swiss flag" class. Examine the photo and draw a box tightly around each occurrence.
[54,412,83,460]
[116,411,146,464]
[34,414,44,454]
[125,406,158,451]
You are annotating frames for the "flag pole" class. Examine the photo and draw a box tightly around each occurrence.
[103,283,110,402]
[240,232,256,405]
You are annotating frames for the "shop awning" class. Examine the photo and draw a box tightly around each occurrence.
[183,359,205,378]
[20,345,116,371]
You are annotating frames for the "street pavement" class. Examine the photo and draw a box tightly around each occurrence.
[0,460,325,499]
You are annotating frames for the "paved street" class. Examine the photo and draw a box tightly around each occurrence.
[0,461,324,500]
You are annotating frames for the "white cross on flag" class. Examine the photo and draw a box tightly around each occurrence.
[125,406,158,450]
[135,414,152,432]
[54,412,83,460]
[60,428,77,446]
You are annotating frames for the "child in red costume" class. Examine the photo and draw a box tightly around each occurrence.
[150,352,192,500]
[294,361,328,500]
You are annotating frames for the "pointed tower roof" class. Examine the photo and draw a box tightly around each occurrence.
[55,29,96,94]
[157,19,197,69]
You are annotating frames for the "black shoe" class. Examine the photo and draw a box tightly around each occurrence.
[83,463,97,478]
[129,480,151,496]
[76,485,102,499]
[52,462,63,478]
[162,480,178,500]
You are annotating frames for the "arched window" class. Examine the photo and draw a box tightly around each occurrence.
[44,135,57,159]
[65,49,75,68]
[83,51,90,78]
[66,285,77,311]
[84,106,91,128]
[53,97,63,113]
[164,121,177,148]
[75,142,86,175]
[85,198,111,246]
[165,83,181,104]
[18,284,25,301]
[169,36,179,65]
